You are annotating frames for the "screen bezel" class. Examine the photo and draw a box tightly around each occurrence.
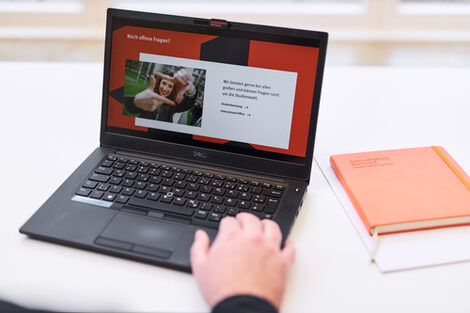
[100,8,328,182]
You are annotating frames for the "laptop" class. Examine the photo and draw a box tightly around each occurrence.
[20,8,328,272]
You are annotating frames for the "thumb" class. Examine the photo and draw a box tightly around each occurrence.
[190,230,210,270]
[281,239,296,266]
[149,75,157,90]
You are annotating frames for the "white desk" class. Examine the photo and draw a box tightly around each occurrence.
[1,62,469,312]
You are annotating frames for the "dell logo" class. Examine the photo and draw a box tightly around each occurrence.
[193,151,208,159]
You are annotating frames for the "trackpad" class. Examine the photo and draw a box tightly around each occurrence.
[97,213,186,259]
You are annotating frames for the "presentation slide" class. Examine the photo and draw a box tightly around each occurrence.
[134,53,297,150]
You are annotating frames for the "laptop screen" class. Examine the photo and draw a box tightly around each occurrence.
[105,14,323,165]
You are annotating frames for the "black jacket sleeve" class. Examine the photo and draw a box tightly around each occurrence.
[212,295,278,313]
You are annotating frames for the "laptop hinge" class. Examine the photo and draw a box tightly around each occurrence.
[113,148,286,183]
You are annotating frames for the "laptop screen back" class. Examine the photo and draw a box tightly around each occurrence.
[103,10,327,179]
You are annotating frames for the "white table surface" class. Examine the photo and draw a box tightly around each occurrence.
[1,62,469,313]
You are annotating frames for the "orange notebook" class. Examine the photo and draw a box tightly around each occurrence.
[330,146,470,237]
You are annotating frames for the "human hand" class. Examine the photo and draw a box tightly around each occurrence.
[133,75,176,111]
[155,68,194,104]
[191,213,295,310]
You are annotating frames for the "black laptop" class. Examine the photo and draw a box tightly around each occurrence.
[20,8,328,272]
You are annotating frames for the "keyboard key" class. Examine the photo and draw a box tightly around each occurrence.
[227,208,238,216]
[214,205,226,213]
[227,190,239,198]
[188,183,199,191]
[89,173,110,183]
[146,184,159,192]
[213,188,225,196]
[262,183,272,188]
[82,180,98,189]
[198,193,211,202]
[109,177,122,185]
[160,195,173,203]
[160,165,171,171]
[138,161,149,167]
[204,173,214,178]
[238,200,251,209]
[266,198,279,213]
[211,195,224,204]
[201,185,213,193]
[250,186,262,194]
[106,155,117,161]
[171,166,182,172]
[175,181,187,189]
[137,174,150,182]
[113,162,125,169]
[224,198,237,207]
[162,178,175,186]
[162,171,173,178]
[149,168,161,176]
[252,204,265,212]
[101,160,114,167]
[186,176,198,183]
[240,192,252,201]
[238,179,248,184]
[135,190,148,198]
[125,172,138,179]
[208,212,222,222]
[223,182,236,190]
[263,190,283,198]
[122,187,134,196]
[116,195,129,204]
[173,197,186,206]
[198,178,211,185]
[211,180,223,187]
[95,166,113,175]
[103,193,116,202]
[182,168,192,174]
[76,187,92,197]
[186,200,200,209]
[118,158,128,163]
[149,176,162,184]
[159,186,172,194]
[125,164,137,171]
[273,185,286,191]
[97,183,110,191]
[147,192,160,201]
[109,185,122,194]
[237,184,249,192]
[90,190,104,199]
[174,173,186,180]
[122,179,134,187]
[194,210,208,219]
[200,203,213,211]
[250,180,260,186]
[134,181,147,190]
[253,195,266,203]
[113,170,126,177]
[173,188,185,197]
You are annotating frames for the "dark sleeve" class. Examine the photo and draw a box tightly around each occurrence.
[212,295,278,313]
[0,299,52,313]
[173,87,198,113]
[123,96,142,115]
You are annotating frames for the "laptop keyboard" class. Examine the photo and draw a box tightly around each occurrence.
[73,154,286,228]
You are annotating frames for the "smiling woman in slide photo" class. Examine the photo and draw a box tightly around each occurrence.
[124,64,203,126]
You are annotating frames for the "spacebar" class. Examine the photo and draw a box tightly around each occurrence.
[127,198,194,217]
